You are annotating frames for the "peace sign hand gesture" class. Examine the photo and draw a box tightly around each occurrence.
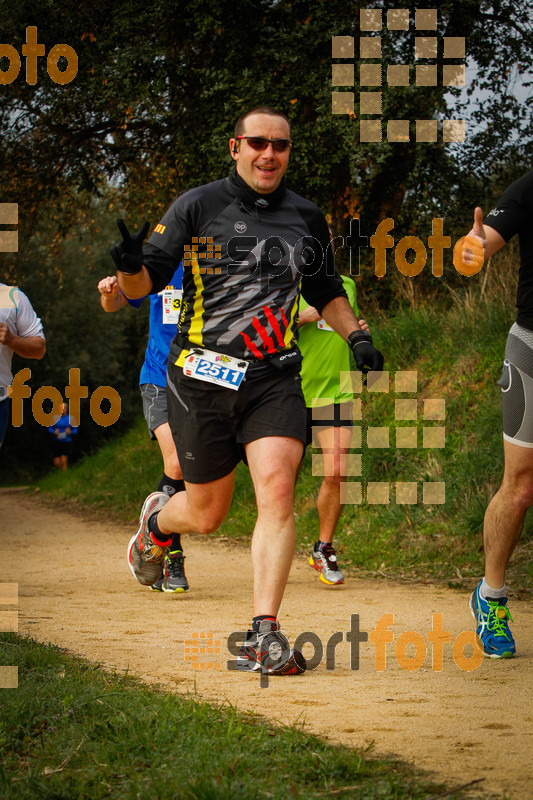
[110,219,150,275]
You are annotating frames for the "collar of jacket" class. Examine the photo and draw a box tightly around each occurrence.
[226,167,287,210]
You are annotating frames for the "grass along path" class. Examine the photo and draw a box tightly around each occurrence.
[0,633,487,800]
[35,288,533,595]
[2,490,532,799]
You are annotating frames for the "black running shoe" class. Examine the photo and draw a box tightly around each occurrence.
[235,620,306,675]
[150,575,164,591]
[162,549,189,593]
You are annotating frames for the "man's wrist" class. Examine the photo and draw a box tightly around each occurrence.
[347,330,372,344]
[116,268,152,300]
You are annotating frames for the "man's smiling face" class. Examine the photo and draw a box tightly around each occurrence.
[230,112,292,195]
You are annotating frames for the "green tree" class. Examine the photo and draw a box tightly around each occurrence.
[1,0,532,476]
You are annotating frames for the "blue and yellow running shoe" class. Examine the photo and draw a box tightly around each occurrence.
[470,580,515,658]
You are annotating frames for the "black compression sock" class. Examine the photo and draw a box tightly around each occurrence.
[158,474,185,496]
[252,615,277,633]
[170,533,182,551]
[148,512,172,547]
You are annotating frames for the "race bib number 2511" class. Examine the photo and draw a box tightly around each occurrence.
[183,348,248,390]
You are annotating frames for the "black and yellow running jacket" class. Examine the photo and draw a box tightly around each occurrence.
[143,169,347,365]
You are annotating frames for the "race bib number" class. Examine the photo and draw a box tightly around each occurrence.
[183,348,248,390]
[161,289,183,325]
[317,319,334,332]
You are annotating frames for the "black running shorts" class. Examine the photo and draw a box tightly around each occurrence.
[166,361,307,483]
[52,440,72,457]
[305,402,355,447]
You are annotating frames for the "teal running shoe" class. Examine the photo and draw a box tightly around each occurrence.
[470,580,515,658]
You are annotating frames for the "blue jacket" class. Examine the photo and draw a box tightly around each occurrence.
[48,415,78,442]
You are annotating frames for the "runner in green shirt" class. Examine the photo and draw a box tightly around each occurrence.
[299,275,367,585]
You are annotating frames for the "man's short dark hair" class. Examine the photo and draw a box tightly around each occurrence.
[234,107,291,138]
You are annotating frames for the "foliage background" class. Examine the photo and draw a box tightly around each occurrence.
[0,0,532,480]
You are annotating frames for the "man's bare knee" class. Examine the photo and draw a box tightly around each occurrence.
[193,515,223,535]
[256,475,294,513]
[501,481,533,511]
[182,472,234,534]
[187,494,230,534]
[323,473,342,489]
[501,442,533,509]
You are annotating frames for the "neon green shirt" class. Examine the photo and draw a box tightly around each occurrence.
[299,275,359,407]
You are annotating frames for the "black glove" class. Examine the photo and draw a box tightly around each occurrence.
[110,219,150,274]
[348,330,384,373]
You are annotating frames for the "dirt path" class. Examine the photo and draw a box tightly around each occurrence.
[2,489,532,798]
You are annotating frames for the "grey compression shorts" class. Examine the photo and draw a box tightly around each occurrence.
[140,383,168,440]
[499,323,533,447]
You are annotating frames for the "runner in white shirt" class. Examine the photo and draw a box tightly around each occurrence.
[0,283,46,449]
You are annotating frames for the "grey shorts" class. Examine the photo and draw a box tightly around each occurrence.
[140,383,168,440]
[499,323,533,447]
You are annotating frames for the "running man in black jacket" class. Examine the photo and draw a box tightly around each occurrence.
[112,107,383,676]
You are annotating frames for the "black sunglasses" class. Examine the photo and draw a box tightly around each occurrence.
[235,136,292,152]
